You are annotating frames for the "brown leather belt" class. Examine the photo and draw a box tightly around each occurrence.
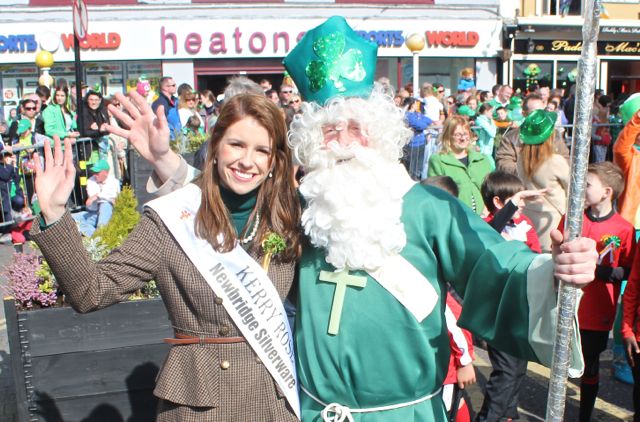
[164,333,246,345]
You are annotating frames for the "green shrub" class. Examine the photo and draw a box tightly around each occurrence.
[92,186,140,251]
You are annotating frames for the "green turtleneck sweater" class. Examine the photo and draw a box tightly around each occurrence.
[219,185,258,237]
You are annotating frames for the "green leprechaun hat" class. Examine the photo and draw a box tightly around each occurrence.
[283,16,378,105]
[456,105,476,118]
[520,109,557,145]
[620,93,640,124]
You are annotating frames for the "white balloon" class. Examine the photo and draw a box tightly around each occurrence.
[39,32,60,53]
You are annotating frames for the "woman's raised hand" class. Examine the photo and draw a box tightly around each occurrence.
[33,135,76,225]
[105,90,180,182]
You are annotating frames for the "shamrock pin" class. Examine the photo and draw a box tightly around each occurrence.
[601,234,621,249]
[305,32,366,93]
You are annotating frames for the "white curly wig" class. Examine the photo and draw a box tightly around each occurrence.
[288,84,411,169]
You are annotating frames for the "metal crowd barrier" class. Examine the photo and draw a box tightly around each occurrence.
[0,121,628,227]
[404,122,625,181]
[0,137,108,228]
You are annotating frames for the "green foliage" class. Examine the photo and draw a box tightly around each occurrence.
[170,130,207,154]
[92,186,141,251]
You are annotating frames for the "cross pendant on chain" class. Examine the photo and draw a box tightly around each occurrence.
[319,269,367,336]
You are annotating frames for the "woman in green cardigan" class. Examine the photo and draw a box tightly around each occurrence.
[42,86,79,141]
[428,116,492,215]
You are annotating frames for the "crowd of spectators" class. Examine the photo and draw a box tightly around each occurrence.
[3,71,640,419]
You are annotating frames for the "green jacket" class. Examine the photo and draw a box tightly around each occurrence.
[42,104,76,139]
[427,149,492,215]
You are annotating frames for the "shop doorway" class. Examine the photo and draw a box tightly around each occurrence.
[606,60,640,99]
[194,59,286,97]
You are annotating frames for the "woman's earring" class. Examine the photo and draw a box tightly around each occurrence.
[213,158,217,164]
[268,171,273,178]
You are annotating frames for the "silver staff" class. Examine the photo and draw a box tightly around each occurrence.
[546,1,601,420]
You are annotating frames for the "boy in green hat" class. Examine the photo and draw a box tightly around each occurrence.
[72,158,120,237]
[109,16,599,422]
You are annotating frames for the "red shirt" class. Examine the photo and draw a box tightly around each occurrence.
[484,212,542,254]
[559,210,636,331]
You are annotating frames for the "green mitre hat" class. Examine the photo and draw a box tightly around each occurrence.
[520,109,557,145]
[283,16,378,105]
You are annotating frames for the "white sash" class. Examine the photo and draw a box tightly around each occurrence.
[366,165,439,322]
[147,184,300,419]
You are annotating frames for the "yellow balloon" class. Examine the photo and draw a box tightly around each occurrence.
[35,50,54,68]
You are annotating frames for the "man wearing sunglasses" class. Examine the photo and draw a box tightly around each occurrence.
[7,98,45,145]
[279,84,295,108]
[152,76,181,139]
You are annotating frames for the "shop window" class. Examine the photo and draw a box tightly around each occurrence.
[513,60,552,93]
[400,57,475,96]
[547,0,582,16]
[125,62,162,100]
[556,61,578,91]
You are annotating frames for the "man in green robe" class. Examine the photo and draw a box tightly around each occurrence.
[283,17,597,421]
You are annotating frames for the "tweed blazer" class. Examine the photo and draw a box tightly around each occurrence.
[31,211,298,422]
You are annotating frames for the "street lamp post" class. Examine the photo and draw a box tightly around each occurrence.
[35,50,55,88]
[405,33,425,98]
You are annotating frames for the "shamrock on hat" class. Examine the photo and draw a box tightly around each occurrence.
[283,16,378,105]
[520,109,557,145]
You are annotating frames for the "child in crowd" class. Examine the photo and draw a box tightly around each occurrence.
[183,114,203,136]
[0,150,33,249]
[473,103,497,169]
[559,162,635,422]
[477,171,544,422]
[423,175,476,422]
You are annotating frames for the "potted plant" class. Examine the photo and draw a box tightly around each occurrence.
[3,187,172,422]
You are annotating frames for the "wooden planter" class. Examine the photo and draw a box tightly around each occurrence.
[4,298,173,422]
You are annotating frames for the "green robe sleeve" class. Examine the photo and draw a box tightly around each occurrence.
[415,185,583,376]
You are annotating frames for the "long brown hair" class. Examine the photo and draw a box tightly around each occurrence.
[520,136,554,178]
[195,94,301,262]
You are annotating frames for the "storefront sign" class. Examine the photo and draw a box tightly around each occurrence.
[61,32,121,51]
[0,19,501,63]
[356,31,404,48]
[0,35,37,53]
[425,31,479,48]
[515,39,640,56]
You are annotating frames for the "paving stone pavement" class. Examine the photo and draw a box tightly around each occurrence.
[0,243,18,422]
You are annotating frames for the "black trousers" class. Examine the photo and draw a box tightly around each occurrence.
[632,351,640,422]
[476,345,528,422]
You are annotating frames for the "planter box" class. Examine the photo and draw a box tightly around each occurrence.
[4,298,173,422]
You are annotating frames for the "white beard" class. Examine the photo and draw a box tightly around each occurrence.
[299,142,407,272]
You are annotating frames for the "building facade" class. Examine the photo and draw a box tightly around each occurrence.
[506,0,640,99]
[0,0,504,117]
